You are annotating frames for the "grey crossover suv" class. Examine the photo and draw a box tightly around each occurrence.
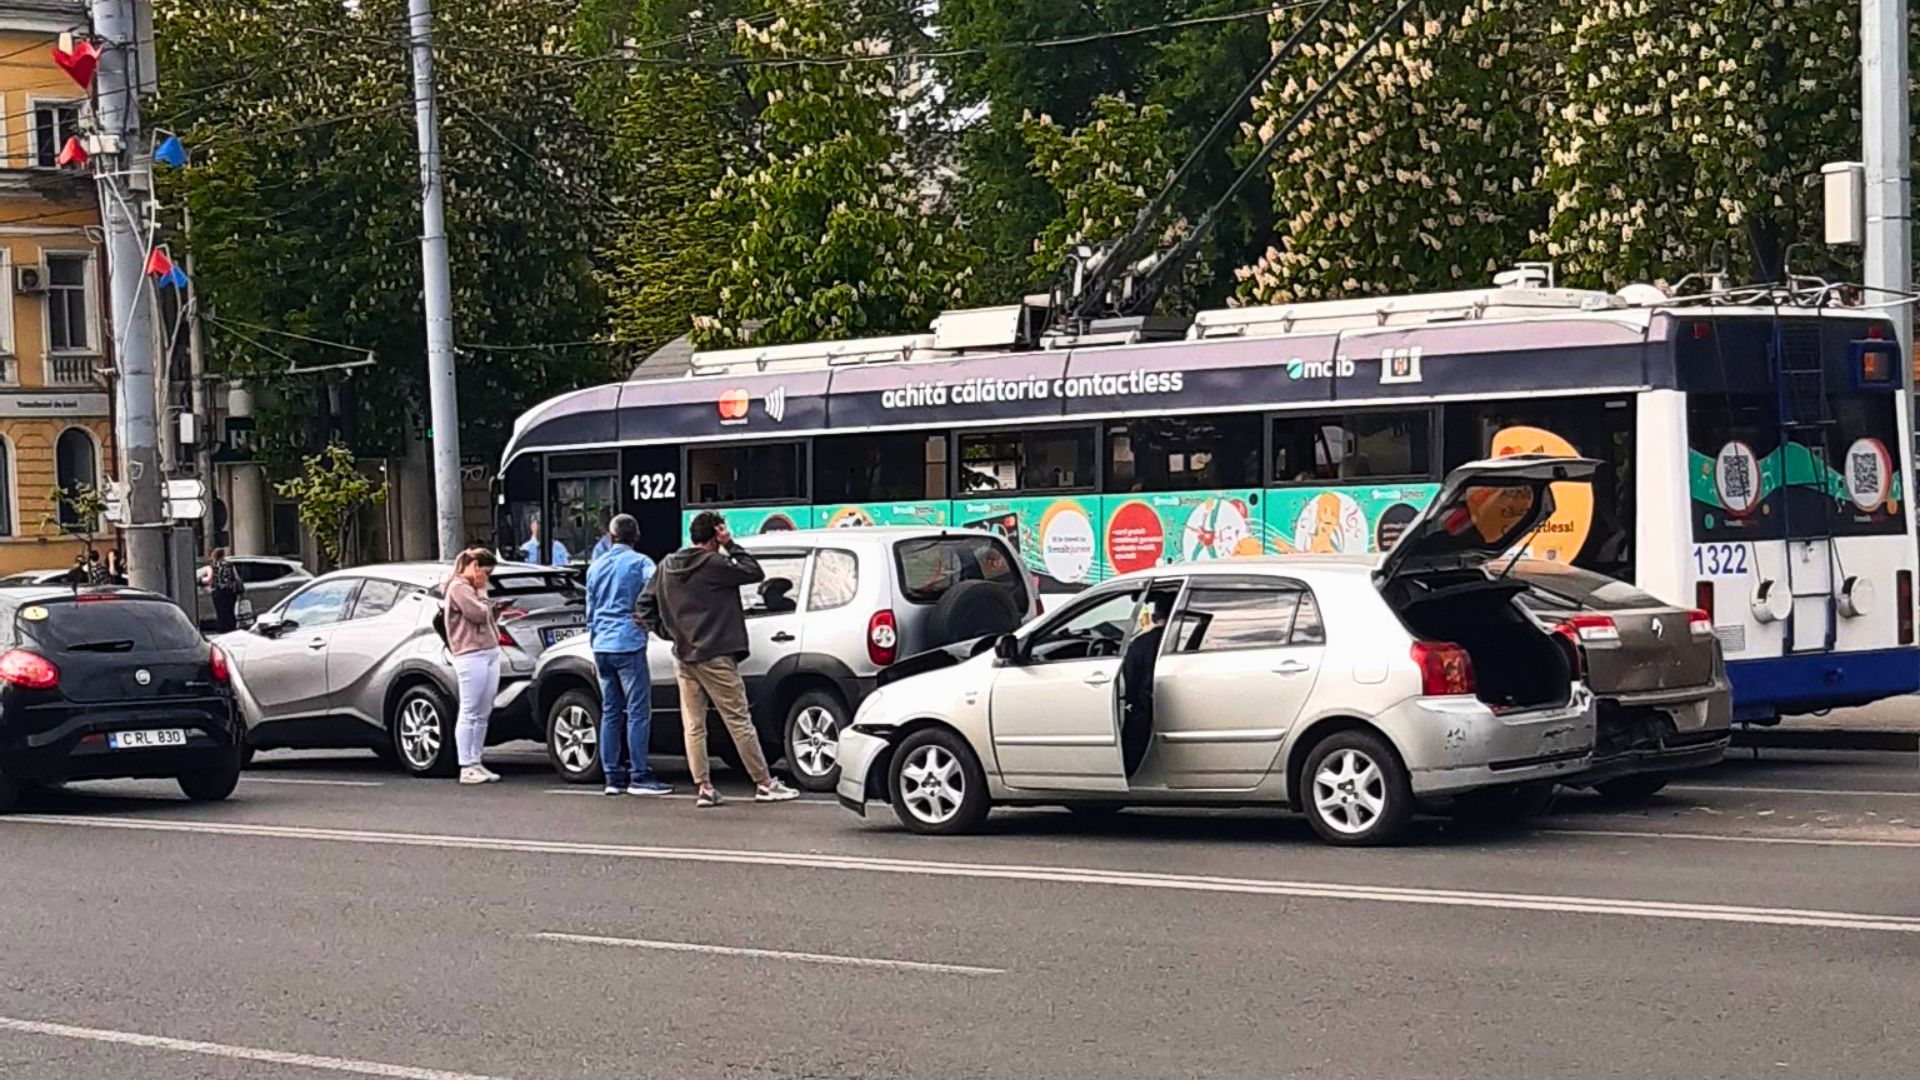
[218,561,584,775]
[535,527,1036,791]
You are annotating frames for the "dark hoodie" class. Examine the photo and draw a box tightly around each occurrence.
[637,542,765,663]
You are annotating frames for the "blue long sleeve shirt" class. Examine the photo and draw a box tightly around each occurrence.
[584,546,655,654]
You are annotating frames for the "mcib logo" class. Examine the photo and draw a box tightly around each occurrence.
[1286,356,1355,380]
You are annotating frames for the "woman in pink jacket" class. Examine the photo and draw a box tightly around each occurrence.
[444,548,503,785]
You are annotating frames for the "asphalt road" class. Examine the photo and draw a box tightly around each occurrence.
[2,746,1917,1080]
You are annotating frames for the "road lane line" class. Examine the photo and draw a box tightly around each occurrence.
[1544,827,1920,849]
[0,1016,506,1080]
[542,788,837,806]
[1667,784,1920,799]
[534,931,1001,975]
[10,814,1920,934]
[242,777,386,788]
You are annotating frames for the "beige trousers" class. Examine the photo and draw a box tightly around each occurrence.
[675,656,771,787]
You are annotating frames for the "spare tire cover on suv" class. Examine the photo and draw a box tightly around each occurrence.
[926,579,1022,648]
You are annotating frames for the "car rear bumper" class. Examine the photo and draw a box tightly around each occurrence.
[1395,689,1597,797]
[1565,684,1731,785]
[4,700,241,783]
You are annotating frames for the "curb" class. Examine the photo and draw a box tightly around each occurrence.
[1730,727,1920,753]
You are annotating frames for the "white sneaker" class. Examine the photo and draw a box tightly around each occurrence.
[459,766,489,785]
[477,765,503,783]
[755,779,800,803]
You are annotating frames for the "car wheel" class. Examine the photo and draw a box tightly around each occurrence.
[1594,774,1671,802]
[888,728,990,836]
[1301,729,1413,846]
[546,688,604,785]
[177,760,242,803]
[390,683,458,778]
[784,690,848,792]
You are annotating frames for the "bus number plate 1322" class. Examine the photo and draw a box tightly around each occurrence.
[1693,543,1750,577]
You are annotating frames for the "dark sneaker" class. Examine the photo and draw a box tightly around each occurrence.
[627,779,673,797]
[695,787,723,809]
[755,779,800,803]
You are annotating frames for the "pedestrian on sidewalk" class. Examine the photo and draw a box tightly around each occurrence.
[586,514,670,797]
[444,547,504,785]
[207,548,244,632]
[638,511,799,807]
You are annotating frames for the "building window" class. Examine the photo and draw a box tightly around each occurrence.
[47,254,92,353]
[31,102,80,168]
[0,437,13,537]
[54,427,97,527]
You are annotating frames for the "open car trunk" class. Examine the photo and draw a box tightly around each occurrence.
[1384,573,1575,712]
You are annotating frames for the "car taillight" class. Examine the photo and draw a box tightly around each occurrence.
[497,628,516,648]
[1545,622,1582,679]
[0,648,59,690]
[1900,571,1914,645]
[1688,609,1713,640]
[868,610,898,667]
[1410,641,1474,696]
[1695,580,1715,624]
[209,644,231,683]
[1563,613,1619,644]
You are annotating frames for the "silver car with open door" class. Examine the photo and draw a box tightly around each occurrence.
[836,456,1600,846]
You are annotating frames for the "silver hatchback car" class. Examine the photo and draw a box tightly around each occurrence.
[837,457,1603,846]
[219,561,585,775]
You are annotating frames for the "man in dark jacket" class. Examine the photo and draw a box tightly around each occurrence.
[638,511,799,807]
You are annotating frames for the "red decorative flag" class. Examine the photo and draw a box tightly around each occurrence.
[51,35,100,90]
[55,136,87,168]
[145,247,174,278]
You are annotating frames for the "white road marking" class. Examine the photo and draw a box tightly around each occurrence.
[542,788,836,806]
[0,1015,506,1080]
[1668,783,1920,799]
[242,777,386,788]
[10,814,1920,935]
[534,931,1001,975]
[1544,827,1920,849]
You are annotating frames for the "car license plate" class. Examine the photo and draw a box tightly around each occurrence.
[109,728,188,750]
[543,626,585,646]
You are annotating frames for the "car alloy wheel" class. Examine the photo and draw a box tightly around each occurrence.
[899,743,966,826]
[552,703,597,774]
[791,706,838,779]
[397,696,444,772]
[1312,747,1387,837]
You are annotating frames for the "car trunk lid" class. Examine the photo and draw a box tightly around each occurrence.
[1583,608,1717,694]
[1374,455,1601,587]
[16,596,214,704]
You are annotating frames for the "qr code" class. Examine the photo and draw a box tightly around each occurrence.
[1721,455,1753,505]
[1851,451,1879,496]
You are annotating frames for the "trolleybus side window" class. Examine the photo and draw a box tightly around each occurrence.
[687,442,806,505]
[1272,411,1434,484]
[959,427,1095,493]
[1105,415,1262,493]
[815,431,949,504]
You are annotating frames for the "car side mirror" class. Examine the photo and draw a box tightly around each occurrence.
[255,614,288,637]
[993,633,1021,664]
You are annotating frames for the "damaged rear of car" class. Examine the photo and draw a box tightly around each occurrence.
[1509,560,1731,799]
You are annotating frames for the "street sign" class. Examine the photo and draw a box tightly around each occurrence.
[165,479,205,501]
[166,497,207,521]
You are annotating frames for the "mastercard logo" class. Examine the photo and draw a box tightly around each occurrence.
[717,389,750,421]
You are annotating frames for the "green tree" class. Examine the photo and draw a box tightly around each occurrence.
[154,0,615,469]
[1021,94,1191,292]
[275,444,390,566]
[693,0,974,347]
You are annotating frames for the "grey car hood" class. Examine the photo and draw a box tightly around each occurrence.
[1374,454,1600,585]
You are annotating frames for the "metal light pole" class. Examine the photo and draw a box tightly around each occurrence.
[1863,0,1912,375]
[90,0,165,591]
[407,0,465,559]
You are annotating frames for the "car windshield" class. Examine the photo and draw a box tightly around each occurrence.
[20,598,203,652]
[894,536,1026,607]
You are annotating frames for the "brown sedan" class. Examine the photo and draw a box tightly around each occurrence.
[1509,560,1731,799]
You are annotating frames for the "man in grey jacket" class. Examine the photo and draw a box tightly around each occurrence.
[638,511,799,807]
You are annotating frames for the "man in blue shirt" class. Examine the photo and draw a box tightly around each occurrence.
[584,514,669,796]
[521,517,571,566]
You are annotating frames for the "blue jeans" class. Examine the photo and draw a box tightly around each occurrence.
[596,650,654,787]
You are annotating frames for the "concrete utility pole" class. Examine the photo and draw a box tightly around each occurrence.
[184,206,212,543]
[1863,0,1913,376]
[90,0,165,591]
[407,0,465,559]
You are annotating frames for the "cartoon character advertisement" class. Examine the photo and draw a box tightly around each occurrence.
[679,506,809,538]
[812,502,950,529]
[1264,485,1440,554]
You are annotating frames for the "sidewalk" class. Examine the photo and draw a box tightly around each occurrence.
[1733,697,1920,752]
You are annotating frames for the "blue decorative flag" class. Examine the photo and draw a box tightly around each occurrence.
[153,134,187,168]
[161,265,188,290]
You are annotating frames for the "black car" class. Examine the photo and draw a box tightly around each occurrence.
[0,587,243,810]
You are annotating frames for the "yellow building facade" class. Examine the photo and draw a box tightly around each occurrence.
[0,2,115,576]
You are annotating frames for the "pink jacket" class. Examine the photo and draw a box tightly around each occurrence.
[443,578,499,656]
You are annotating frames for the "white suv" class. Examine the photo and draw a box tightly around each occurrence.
[533,527,1036,790]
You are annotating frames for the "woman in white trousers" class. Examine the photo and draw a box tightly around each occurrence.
[444,548,503,784]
